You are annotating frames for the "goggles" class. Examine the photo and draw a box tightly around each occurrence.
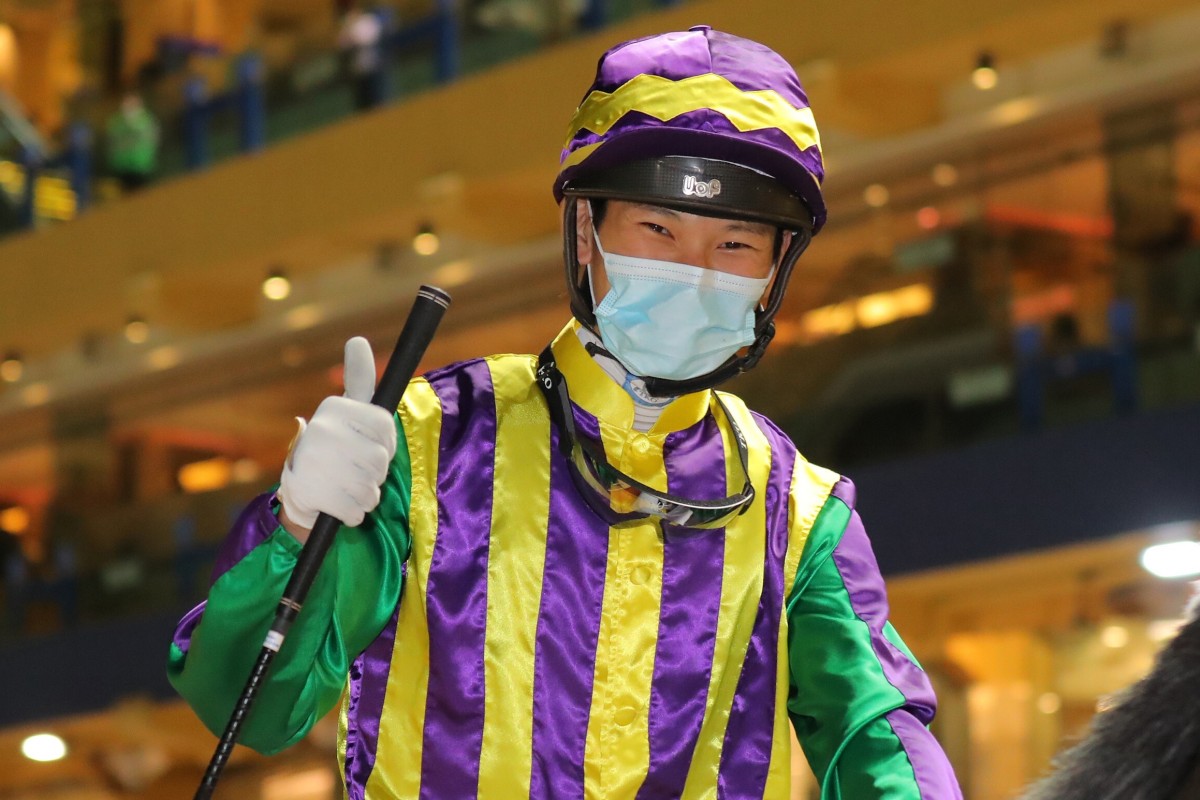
[536,347,755,530]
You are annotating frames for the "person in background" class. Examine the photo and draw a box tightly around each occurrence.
[338,1,386,111]
[169,26,962,798]
[105,91,159,193]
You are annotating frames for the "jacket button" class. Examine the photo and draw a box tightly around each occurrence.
[614,706,638,726]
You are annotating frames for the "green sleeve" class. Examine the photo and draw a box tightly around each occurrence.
[786,490,959,799]
[166,415,412,755]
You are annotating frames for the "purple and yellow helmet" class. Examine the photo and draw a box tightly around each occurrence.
[556,25,825,232]
[556,26,827,393]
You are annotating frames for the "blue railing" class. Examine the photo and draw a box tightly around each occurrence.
[2,0,683,231]
[1014,299,1139,431]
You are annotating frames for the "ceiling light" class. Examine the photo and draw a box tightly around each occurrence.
[1100,624,1129,649]
[262,269,291,301]
[1,351,22,382]
[1036,692,1061,715]
[0,505,29,534]
[178,457,232,494]
[931,163,959,187]
[1140,540,1200,579]
[21,733,67,762]
[917,207,941,230]
[412,223,440,256]
[124,316,149,344]
[863,184,889,208]
[973,52,998,90]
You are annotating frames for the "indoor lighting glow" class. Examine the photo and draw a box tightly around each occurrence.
[863,184,890,208]
[285,304,323,330]
[21,382,49,406]
[21,733,67,762]
[857,284,935,329]
[178,457,233,494]
[1149,618,1186,643]
[146,346,181,371]
[917,206,941,230]
[972,52,998,90]
[1,352,22,382]
[988,97,1041,127]
[1036,692,1061,715]
[430,259,474,287]
[801,302,857,340]
[413,223,440,256]
[0,505,29,534]
[1140,540,1200,579]
[231,457,262,484]
[1101,624,1129,649]
[262,270,291,301]
[931,163,959,187]
[124,316,149,344]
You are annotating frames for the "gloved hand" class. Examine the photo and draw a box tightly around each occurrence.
[277,337,397,531]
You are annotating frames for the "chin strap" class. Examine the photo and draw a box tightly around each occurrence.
[642,322,777,396]
[563,197,598,329]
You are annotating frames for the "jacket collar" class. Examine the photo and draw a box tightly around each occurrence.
[548,320,712,435]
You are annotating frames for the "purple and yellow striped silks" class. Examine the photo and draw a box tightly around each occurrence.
[556,26,827,231]
[333,323,842,798]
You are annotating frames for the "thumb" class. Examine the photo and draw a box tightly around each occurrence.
[343,336,377,402]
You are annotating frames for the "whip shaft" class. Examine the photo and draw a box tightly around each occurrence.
[195,285,451,799]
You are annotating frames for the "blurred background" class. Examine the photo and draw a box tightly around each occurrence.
[0,0,1198,797]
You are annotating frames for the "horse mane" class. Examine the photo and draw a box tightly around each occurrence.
[1020,608,1200,799]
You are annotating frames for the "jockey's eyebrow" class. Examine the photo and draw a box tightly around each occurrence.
[631,204,774,237]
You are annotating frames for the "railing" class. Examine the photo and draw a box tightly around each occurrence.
[0,0,685,232]
[775,297,1200,470]
[1,481,266,642]
[4,295,1198,641]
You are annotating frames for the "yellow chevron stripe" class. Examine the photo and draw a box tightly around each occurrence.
[476,356,552,798]
[563,72,821,168]
[367,378,442,798]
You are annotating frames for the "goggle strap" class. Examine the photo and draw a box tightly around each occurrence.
[537,348,576,458]
[537,348,756,516]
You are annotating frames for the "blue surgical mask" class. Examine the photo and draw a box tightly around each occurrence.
[589,227,771,382]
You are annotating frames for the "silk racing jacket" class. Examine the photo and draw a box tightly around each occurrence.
[169,321,961,799]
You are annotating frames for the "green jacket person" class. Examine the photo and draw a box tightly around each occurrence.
[169,26,963,799]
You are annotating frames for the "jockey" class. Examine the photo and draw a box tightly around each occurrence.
[169,26,962,798]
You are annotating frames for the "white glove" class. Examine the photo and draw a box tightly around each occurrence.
[278,337,397,529]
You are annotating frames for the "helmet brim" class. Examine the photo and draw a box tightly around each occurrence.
[556,127,826,233]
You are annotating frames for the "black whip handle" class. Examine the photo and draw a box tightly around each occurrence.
[195,285,451,799]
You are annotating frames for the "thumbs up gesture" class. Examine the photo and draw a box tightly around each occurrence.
[277,337,398,540]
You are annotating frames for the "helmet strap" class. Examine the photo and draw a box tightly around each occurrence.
[562,196,598,329]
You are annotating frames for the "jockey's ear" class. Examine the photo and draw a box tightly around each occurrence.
[1187,582,1200,621]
